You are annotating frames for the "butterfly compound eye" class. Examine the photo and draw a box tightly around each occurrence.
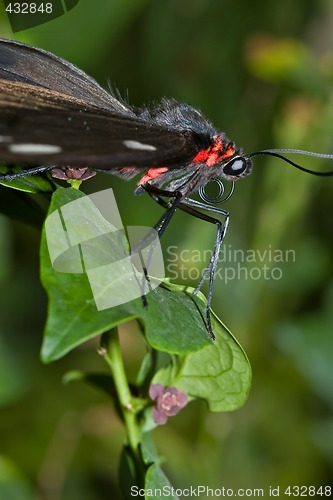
[223,157,250,177]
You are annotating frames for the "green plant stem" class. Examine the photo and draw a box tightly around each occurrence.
[102,328,145,483]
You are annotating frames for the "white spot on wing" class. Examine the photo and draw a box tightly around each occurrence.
[0,136,12,142]
[8,144,62,154]
[123,140,156,151]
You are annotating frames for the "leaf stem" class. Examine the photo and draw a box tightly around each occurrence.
[101,328,145,484]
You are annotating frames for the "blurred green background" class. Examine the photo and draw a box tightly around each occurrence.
[0,0,333,498]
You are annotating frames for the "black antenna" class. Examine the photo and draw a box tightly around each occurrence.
[249,149,333,177]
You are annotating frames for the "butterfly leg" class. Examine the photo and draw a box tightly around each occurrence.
[0,165,52,181]
[140,184,230,340]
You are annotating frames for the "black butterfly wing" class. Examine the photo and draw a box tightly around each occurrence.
[0,39,199,170]
[0,38,134,113]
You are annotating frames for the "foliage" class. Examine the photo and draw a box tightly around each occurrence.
[40,187,250,491]
[0,0,332,497]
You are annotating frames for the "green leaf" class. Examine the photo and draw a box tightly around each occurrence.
[140,432,162,467]
[136,350,154,387]
[145,464,179,499]
[40,188,210,362]
[152,309,252,412]
[0,456,35,500]
[0,185,51,227]
[119,445,138,500]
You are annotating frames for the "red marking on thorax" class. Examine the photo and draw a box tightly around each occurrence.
[193,136,235,167]
[138,167,169,185]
